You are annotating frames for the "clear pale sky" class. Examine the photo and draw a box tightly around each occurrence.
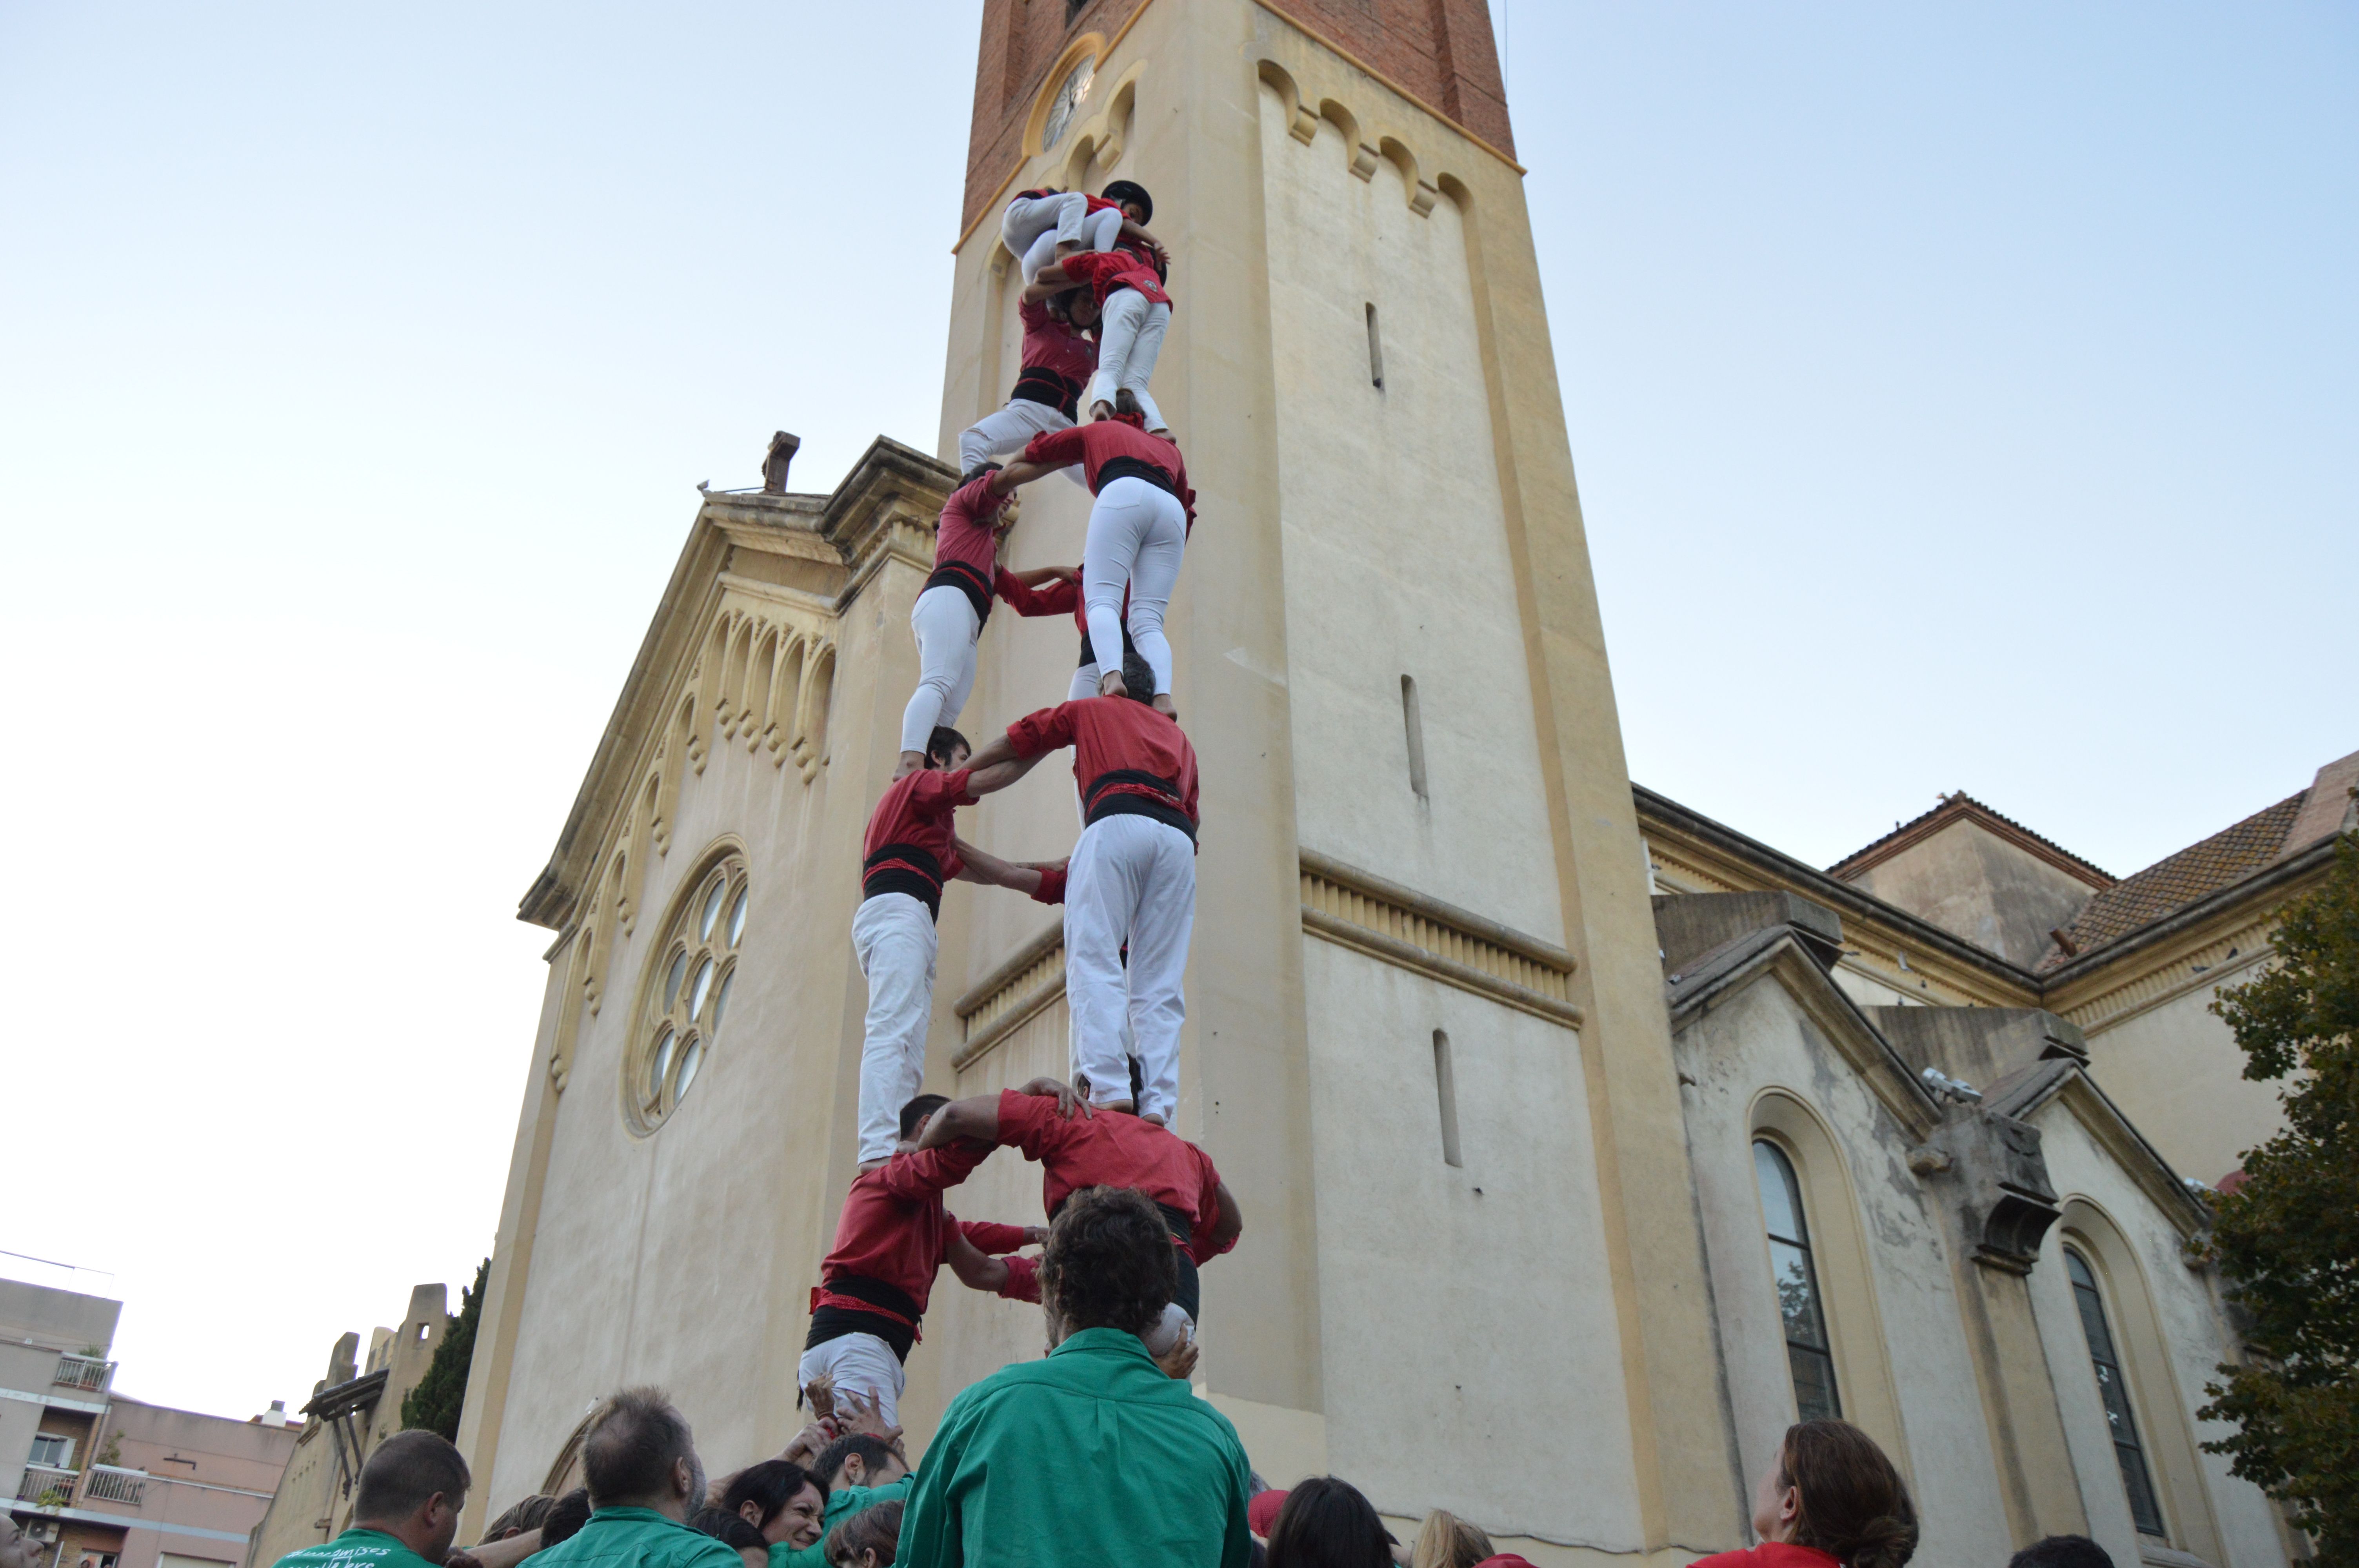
[1,2,2349,1424]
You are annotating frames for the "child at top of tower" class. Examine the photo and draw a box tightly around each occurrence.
[998,180,1162,287]
[894,474,1084,780]
[852,725,1061,1167]
[990,402,1193,713]
[798,1093,1049,1430]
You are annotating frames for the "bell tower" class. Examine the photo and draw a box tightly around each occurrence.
[918,1,1747,1558]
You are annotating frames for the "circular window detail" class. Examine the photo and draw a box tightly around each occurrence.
[1042,54,1096,152]
[624,853,747,1133]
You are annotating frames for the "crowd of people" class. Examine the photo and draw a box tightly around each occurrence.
[240,181,2155,1568]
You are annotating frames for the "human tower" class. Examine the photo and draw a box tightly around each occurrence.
[801,180,1241,1426]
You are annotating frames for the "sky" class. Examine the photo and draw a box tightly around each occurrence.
[0,2,2350,1423]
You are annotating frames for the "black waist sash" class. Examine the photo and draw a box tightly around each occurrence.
[805,1275,925,1362]
[924,558,994,624]
[862,842,945,920]
[1011,367,1082,419]
[1095,456,1180,502]
[1084,768,1196,842]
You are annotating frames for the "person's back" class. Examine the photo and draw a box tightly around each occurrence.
[532,1388,743,1568]
[272,1431,470,1568]
[896,1187,1250,1568]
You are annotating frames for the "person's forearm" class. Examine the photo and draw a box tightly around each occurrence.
[1011,565,1075,587]
[466,1533,541,1568]
[966,750,1045,796]
[914,1095,999,1151]
[967,733,1020,772]
[990,459,1055,493]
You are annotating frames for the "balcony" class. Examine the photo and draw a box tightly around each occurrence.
[82,1467,147,1506]
[52,1355,113,1393]
[14,1464,76,1506]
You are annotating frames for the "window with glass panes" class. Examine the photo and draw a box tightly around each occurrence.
[2065,1247,2166,1536]
[1754,1139,1841,1422]
[625,856,747,1133]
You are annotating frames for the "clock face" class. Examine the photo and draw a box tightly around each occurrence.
[1043,56,1096,151]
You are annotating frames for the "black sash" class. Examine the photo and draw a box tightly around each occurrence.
[924,559,994,624]
[1095,456,1180,501]
[862,842,945,920]
[1011,367,1082,419]
[1083,768,1195,842]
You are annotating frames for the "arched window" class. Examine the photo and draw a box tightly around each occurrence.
[1754,1139,1841,1421]
[624,854,747,1134]
[2064,1246,2166,1536]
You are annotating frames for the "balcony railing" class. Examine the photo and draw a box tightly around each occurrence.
[53,1354,113,1392]
[15,1464,76,1505]
[82,1467,147,1506]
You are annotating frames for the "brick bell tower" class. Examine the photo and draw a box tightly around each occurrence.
[909,0,1747,1560]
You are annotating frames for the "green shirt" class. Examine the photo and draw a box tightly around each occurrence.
[530,1506,745,1568]
[273,1528,441,1568]
[897,1328,1251,1568]
[764,1475,917,1568]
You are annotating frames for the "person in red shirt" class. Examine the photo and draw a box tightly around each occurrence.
[892,473,1081,779]
[998,180,1161,285]
[854,726,1061,1163]
[1029,243,1172,436]
[961,666,1200,1122]
[916,1076,1241,1330]
[990,412,1194,714]
[1688,1420,1918,1568]
[953,289,1101,487]
[799,1093,1047,1430]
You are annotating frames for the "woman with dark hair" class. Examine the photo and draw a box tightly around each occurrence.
[822,1500,904,1568]
[720,1461,828,1558]
[1694,1421,1917,1568]
[1262,1477,1395,1568]
[690,1506,774,1568]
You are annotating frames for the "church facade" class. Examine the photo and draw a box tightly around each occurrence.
[453,4,2320,1565]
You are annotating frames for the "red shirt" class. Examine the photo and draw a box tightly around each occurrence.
[1051,247,1170,308]
[991,568,1079,621]
[1688,1548,1841,1568]
[930,475,1005,587]
[861,767,974,906]
[813,1144,1030,1323]
[1007,697,1199,828]
[1021,418,1195,526]
[993,1090,1234,1263]
[1018,297,1098,388]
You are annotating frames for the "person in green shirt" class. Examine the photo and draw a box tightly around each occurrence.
[897,1185,1254,1568]
[754,1433,915,1568]
[271,1431,471,1568]
[530,1387,744,1568]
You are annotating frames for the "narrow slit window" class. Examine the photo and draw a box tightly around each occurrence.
[1365,302,1385,388]
[1401,674,1428,799]
[1433,1029,1462,1167]
[1754,1140,1841,1422]
[2066,1247,2168,1536]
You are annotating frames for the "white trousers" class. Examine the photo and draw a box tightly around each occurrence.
[1084,475,1187,696]
[1003,193,1123,285]
[798,1331,907,1428]
[955,400,1087,488]
[1065,813,1195,1123]
[852,892,937,1163]
[900,585,981,757]
[1085,290,1170,430]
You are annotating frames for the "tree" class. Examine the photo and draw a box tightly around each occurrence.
[402,1258,489,1443]
[2199,829,2359,1566]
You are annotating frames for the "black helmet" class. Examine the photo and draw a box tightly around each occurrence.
[1101,180,1153,225]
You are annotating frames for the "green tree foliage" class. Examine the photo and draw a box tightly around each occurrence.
[402,1258,489,1443]
[2199,829,2359,1566]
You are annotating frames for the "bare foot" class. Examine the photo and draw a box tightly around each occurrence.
[1098,669,1129,699]
[1151,694,1177,719]
[1141,1112,1168,1127]
[1089,401,1114,422]
[893,750,925,779]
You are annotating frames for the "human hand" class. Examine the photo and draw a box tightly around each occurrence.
[1153,1334,1199,1381]
[836,1388,905,1449]
[1016,1076,1090,1120]
[780,1419,834,1467]
[1022,1224,1049,1247]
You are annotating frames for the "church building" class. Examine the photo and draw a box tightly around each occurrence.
[453,4,2326,1565]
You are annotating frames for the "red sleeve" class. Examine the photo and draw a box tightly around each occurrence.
[1030,864,1067,905]
[996,1255,1042,1303]
[1185,1148,1234,1265]
[875,1141,987,1202]
[1022,424,1089,470]
[907,767,978,816]
[1005,703,1082,760]
[994,1088,1073,1160]
[958,1219,1030,1256]
[993,568,1079,618]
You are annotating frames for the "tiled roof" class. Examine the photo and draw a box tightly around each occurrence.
[1828,791,2114,887]
[2036,793,2306,971]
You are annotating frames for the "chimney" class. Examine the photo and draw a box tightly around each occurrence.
[258,1400,288,1428]
[761,432,801,495]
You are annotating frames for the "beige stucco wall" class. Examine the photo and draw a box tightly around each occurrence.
[2078,967,2284,1188]
[1845,822,2097,971]
[2026,1106,2286,1568]
[1672,972,2019,1568]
